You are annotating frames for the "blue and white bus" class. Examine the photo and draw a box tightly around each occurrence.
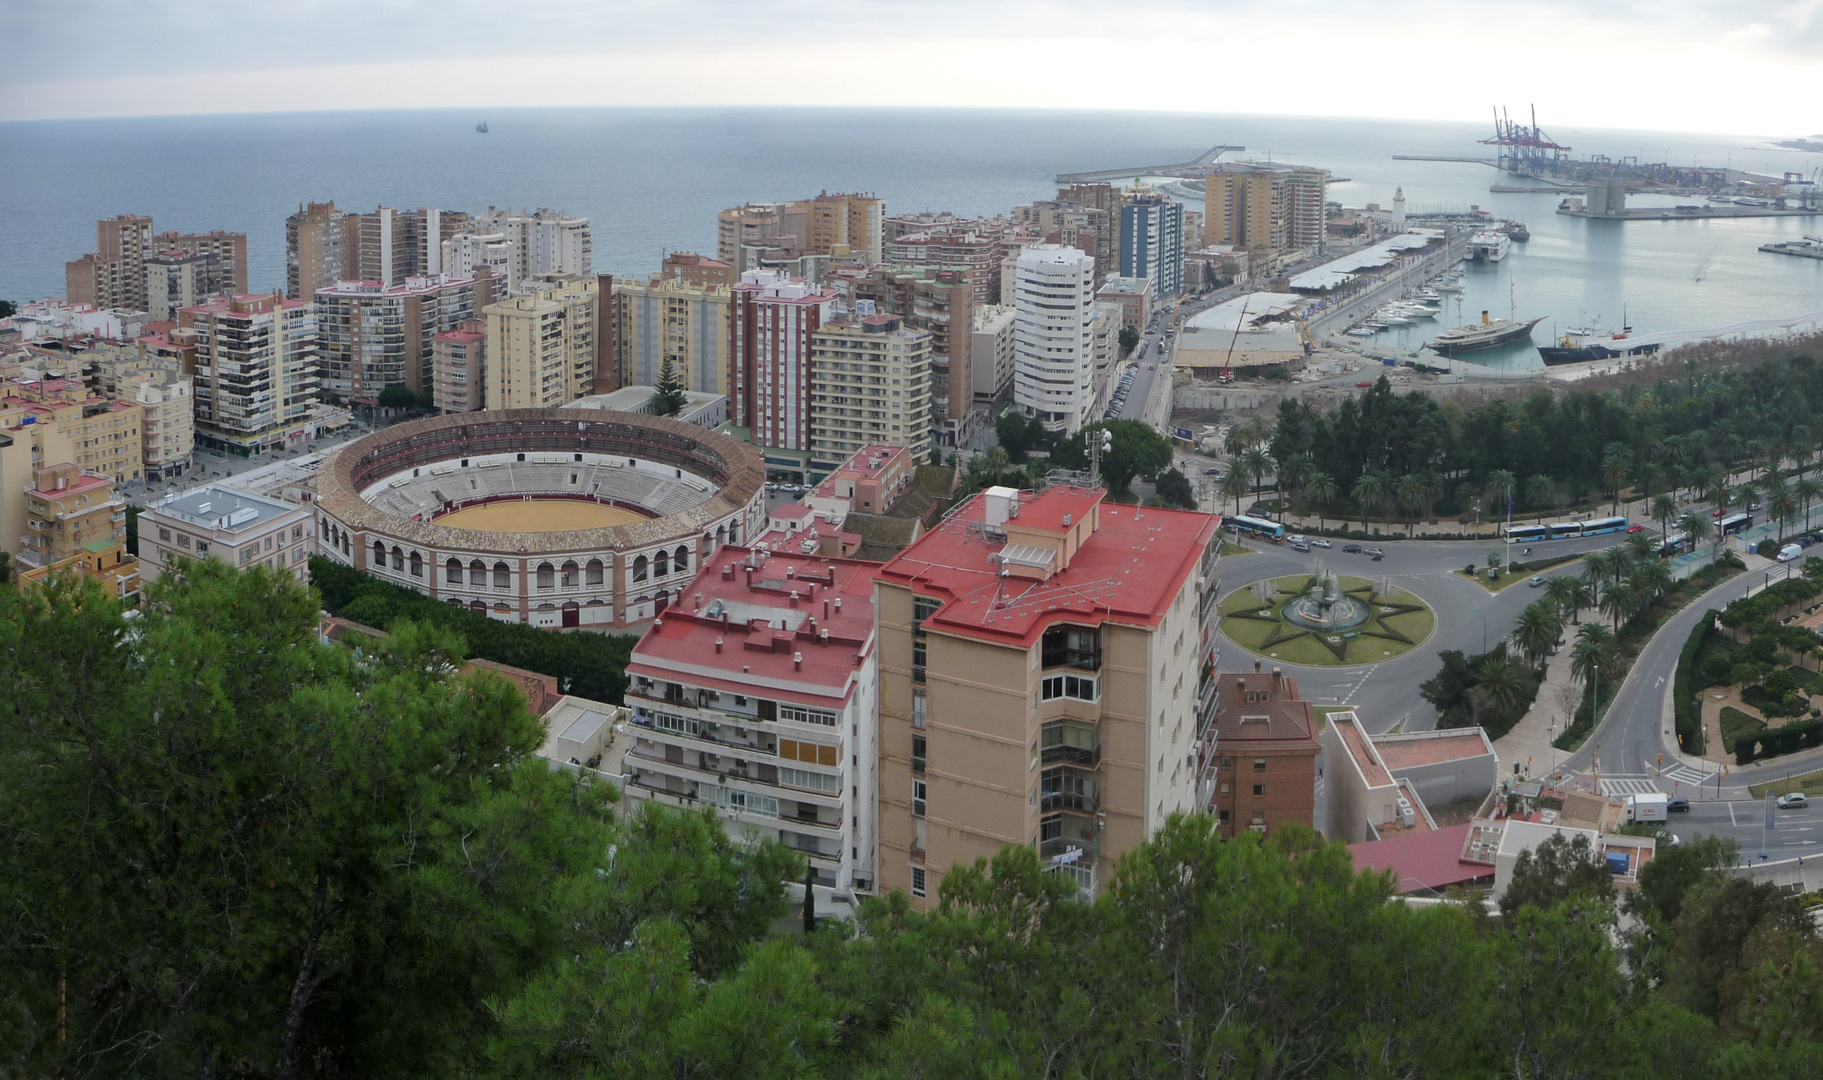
[1580,516,1630,537]
[1506,516,1630,542]
[1719,512,1753,537]
[1659,532,1689,557]
[1505,523,1553,544]
[1228,515,1287,541]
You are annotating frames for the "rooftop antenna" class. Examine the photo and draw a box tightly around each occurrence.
[1087,426,1113,486]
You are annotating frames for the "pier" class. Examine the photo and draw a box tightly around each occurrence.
[1056,143,1245,183]
[1557,204,1821,221]
[1391,155,1495,165]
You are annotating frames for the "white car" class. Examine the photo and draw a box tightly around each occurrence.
[1287,534,1308,544]
[1311,539,1332,549]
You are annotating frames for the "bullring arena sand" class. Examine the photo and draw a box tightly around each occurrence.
[435,499,649,533]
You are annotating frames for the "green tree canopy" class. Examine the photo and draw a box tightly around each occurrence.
[377,383,418,409]
[1052,419,1173,494]
[649,356,688,417]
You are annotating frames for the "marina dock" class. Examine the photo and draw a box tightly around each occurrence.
[1056,143,1245,183]
[1558,204,1821,221]
[1761,242,1823,260]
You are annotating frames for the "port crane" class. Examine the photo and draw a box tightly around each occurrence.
[1480,105,1571,174]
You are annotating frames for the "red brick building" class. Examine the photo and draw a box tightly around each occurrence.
[1209,662,1320,837]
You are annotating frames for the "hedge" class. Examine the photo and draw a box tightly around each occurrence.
[1672,611,1717,756]
[1735,718,1823,764]
[1505,552,1584,575]
[310,557,637,703]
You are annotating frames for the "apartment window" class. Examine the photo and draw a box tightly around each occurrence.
[195,542,208,555]
[912,639,927,682]
[240,547,253,564]
[1041,624,1101,670]
[651,711,700,737]
[1250,811,1267,832]
[158,527,171,542]
[179,534,191,549]
[1222,757,1234,769]
[779,739,839,767]
[1252,784,1265,797]
[911,734,927,773]
[911,689,927,730]
[912,779,927,818]
[702,787,778,817]
[1254,758,1267,772]
[780,766,841,794]
[1041,674,1098,703]
[778,703,838,727]
[911,866,926,898]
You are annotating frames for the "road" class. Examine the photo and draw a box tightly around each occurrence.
[1659,798,1823,863]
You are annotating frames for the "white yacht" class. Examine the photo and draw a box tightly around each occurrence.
[1469,231,1512,262]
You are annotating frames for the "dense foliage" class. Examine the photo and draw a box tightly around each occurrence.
[9,568,1823,1079]
[650,356,689,417]
[1420,643,1542,739]
[310,556,636,702]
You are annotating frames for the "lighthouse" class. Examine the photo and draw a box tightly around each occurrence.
[1392,186,1407,227]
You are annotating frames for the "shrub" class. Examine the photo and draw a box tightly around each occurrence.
[1673,612,1717,755]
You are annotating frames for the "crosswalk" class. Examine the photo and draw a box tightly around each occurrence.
[1662,762,1714,787]
[1598,776,1662,797]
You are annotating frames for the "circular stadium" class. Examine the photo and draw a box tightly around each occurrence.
[314,408,767,629]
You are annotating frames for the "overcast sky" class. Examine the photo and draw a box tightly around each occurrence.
[4,0,1820,136]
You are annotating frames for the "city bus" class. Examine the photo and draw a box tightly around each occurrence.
[1580,516,1630,537]
[1659,532,1689,557]
[1228,515,1287,541]
[1719,512,1753,537]
[1505,520,1583,543]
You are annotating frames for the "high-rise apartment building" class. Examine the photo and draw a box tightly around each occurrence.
[441,230,521,294]
[612,276,732,396]
[716,195,882,267]
[286,201,350,300]
[970,304,1017,406]
[178,293,321,453]
[622,544,882,897]
[830,265,975,443]
[1013,245,1098,435]
[718,204,790,265]
[67,216,247,314]
[350,207,469,286]
[65,214,153,311]
[75,344,194,481]
[482,278,603,410]
[808,311,931,474]
[874,483,1222,905]
[445,207,593,288]
[431,320,487,413]
[805,192,884,263]
[314,275,484,403]
[146,250,231,321]
[1119,194,1185,297]
[884,228,1005,306]
[1283,168,1330,256]
[1204,167,1327,258]
[729,269,838,457]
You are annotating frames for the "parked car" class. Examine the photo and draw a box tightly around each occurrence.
[1529,575,1546,587]
[1343,543,1363,554]
[1667,797,1690,812]
[1204,467,1222,475]
[1777,792,1809,809]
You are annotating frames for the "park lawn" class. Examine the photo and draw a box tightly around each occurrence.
[1218,576,1434,667]
[1455,567,1539,594]
[1720,706,1768,752]
[1750,768,1823,799]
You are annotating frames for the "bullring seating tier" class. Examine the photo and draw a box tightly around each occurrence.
[358,454,717,522]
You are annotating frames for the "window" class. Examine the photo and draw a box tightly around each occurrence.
[912,779,927,818]
[911,866,926,898]
[633,555,648,582]
[240,546,253,564]
[494,562,510,588]
[1252,784,1265,796]
[470,559,487,585]
[586,558,604,585]
[911,734,927,773]
[1041,624,1101,670]
[674,544,690,572]
[446,558,462,584]
[158,527,171,542]
[778,738,839,766]
[778,703,838,727]
[651,711,700,737]
[655,549,669,576]
[911,596,939,682]
[1253,758,1267,772]
[195,542,208,555]
[702,787,777,817]
[1041,674,1098,702]
[911,689,927,730]
[1222,757,1234,769]
[912,639,927,683]
[537,562,555,589]
[408,551,423,578]
[780,766,842,794]
[1040,720,1099,767]
[561,560,578,587]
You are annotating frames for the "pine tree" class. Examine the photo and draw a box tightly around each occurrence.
[650,357,688,417]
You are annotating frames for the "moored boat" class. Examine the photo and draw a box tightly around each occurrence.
[1426,310,1544,355]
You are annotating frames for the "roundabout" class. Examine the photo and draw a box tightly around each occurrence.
[1219,570,1435,667]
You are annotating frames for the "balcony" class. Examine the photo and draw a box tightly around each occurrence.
[1040,790,1098,814]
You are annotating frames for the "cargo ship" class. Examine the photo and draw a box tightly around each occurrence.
[1426,310,1544,355]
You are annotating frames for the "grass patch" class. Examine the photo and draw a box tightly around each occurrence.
[1750,769,1823,799]
[1219,575,1434,667]
[1455,568,1538,594]
[1218,540,1253,556]
[1720,706,1768,752]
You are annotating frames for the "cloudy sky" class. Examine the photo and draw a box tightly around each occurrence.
[4,0,1821,135]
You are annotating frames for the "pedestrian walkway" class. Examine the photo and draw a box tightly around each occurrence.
[1493,643,1579,781]
[1598,775,1661,797]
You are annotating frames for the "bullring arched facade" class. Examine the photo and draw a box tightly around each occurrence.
[314,409,767,629]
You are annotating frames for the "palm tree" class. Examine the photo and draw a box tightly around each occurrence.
[1396,473,1428,537]
[1524,473,1557,523]
[1771,488,1799,543]
[1279,454,1312,501]
[1601,443,1633,515]
[1570,623,1616,708]
[1798,477,1823,534]
[1544,575,1587,625]
[1651,494,1678,543]
[1677,509,1714,558]
[1598,579,1632,630]
[1473,655,1525,723]
[1704,472,1731,516]
[1635,558,1674,606]
[1514,600,1565,670]
[1352,471,1389,532]
[1624,531,1656,564]
[1223,424,1250,459]
[1734,481,1759,515]
[1221,468,1251,517]
[1486,469,1518,534]
[1304,471,1336,531]
[1242,445,1272,503]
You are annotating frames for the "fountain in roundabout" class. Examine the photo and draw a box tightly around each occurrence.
[1280,568,1371,634]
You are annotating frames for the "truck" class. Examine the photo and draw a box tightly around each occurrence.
[1626,793,1669,823]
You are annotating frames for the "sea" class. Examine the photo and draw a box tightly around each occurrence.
[4,107,1822,371]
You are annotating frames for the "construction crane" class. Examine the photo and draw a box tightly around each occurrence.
[1218,295,1250,384]
[1479,105,1571,175]
[1287,310,1317,355]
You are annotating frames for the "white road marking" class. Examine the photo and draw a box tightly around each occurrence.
[1730,802,1738,826]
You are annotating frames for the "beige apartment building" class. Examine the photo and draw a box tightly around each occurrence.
[874,484,1222,906]
[612,275,732,396]
[809,312,931,475]
[0,376,143,484]
[716,193,884,267]
[484,278,602,409]
[431,320,487,413]
[67,215,247,314]
[285,201,350,300]
[828,265,974,443]
[19,462,125,570]
[82,342,195,480]
[806,192,885,263]
[1205,167,1327,258]
[314,274,486,403]
[65,214,153,311]
[179,293,322,454]
[139,486,314,585]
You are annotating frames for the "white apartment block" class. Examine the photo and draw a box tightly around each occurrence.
[970,304,1017,405]
[1013,245,1097,435]
[623,545,881,899]
[454,208,593,287]
[139,486,314,584]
